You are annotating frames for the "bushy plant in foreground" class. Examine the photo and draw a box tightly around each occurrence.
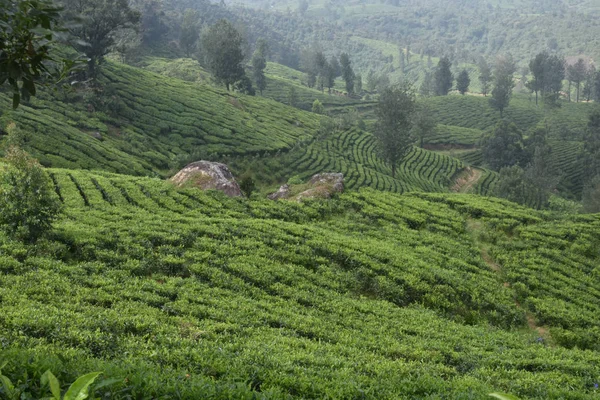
[0,126,62,242]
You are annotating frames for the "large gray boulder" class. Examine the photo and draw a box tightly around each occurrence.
[170,161,243,197]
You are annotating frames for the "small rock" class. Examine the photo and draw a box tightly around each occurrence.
[91,131,103,140]
[170,161,243,197]
[268,184,291,200]
[308,173,344,194]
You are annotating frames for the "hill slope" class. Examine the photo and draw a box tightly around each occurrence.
[0,169,599,399]
[0,61,474,195]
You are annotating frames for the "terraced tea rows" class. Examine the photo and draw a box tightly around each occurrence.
[0,61,320,175]
[227,127,467,194]
[1,168,599,399]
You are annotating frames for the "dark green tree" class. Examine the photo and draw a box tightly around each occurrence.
[340,53,355,94]
[481,120,525,170]
[528,52,548,105]
[412,103,437,148]
[61,0,140,77]
[570,58,588,103]
[594,71,600,102]
[478,57,492,97]
[456,69,470,95]
[374,83,416,178]
[180,9,199,57]
[0,0,77,108]
[312,99,324,114]
[582,65,596,102]
[201,20,246,91]
[434,56,453,96]
[329,55,341,78]
[582,175,600,213]
[251,47,267,95]
[419,72,434,97]
[354,73,363,94]
[582,108,600,185]
[490,55,516,117]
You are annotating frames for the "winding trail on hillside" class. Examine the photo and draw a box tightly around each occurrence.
[466,219,552,342]
[452,167,483,193]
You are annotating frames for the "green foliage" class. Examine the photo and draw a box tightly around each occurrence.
[252,49,267,95]
[434,56,453,96]
[0,366,102,400]
[481,120,524,171]
[61,0,140,76]
[179,9,200,57]
[311,99,324,114]
[0,168,598,398]
[582,175,600,213]
[0,0,75,108]
[201,19,246,90]
[478,57,492,97]
[374,83,416,177]
[239,174,256,198]
[456,69,470,95]
[490,55,516,117]
[0,127,62,242]
[339,53,355,94]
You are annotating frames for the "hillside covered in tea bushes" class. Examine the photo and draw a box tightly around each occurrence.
[0,168,599,399]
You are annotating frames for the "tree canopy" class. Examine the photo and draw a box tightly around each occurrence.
[201,19,247,91]
[374,83,416,178]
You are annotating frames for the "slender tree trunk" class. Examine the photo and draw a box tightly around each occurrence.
[576,82,580,103]
[535,90,538,105]
[568,80,571,102]
[391,164,396,178]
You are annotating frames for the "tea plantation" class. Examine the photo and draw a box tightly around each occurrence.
[0,168,599,399]
[0,60,490,196]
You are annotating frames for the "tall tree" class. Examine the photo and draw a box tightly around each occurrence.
[456,69,470,95]
[412,103,437,148]
[339,53,355,95]
[490,55,516,117]
[329,55,341,79]
[434,56,453,96]
[251,48,267,95]
[419,72,434,97]
[201,20,246,91]
[354,73,363,94]
[313,51,328,92]
[582,65,596,102]
[180,9,199,57]
[478,57,492,97]
[582,108,600,185]
[482,120,525,170]
[571,58,588,103]
[593,70,600,102]
[374,83,416,178]
[528,52,548,105]
[61,0,140,77]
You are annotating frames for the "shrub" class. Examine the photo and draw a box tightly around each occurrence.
[239,174,256,198]
[0,131,62,242]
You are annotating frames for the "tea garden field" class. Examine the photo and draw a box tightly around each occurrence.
[0,168,599,398]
